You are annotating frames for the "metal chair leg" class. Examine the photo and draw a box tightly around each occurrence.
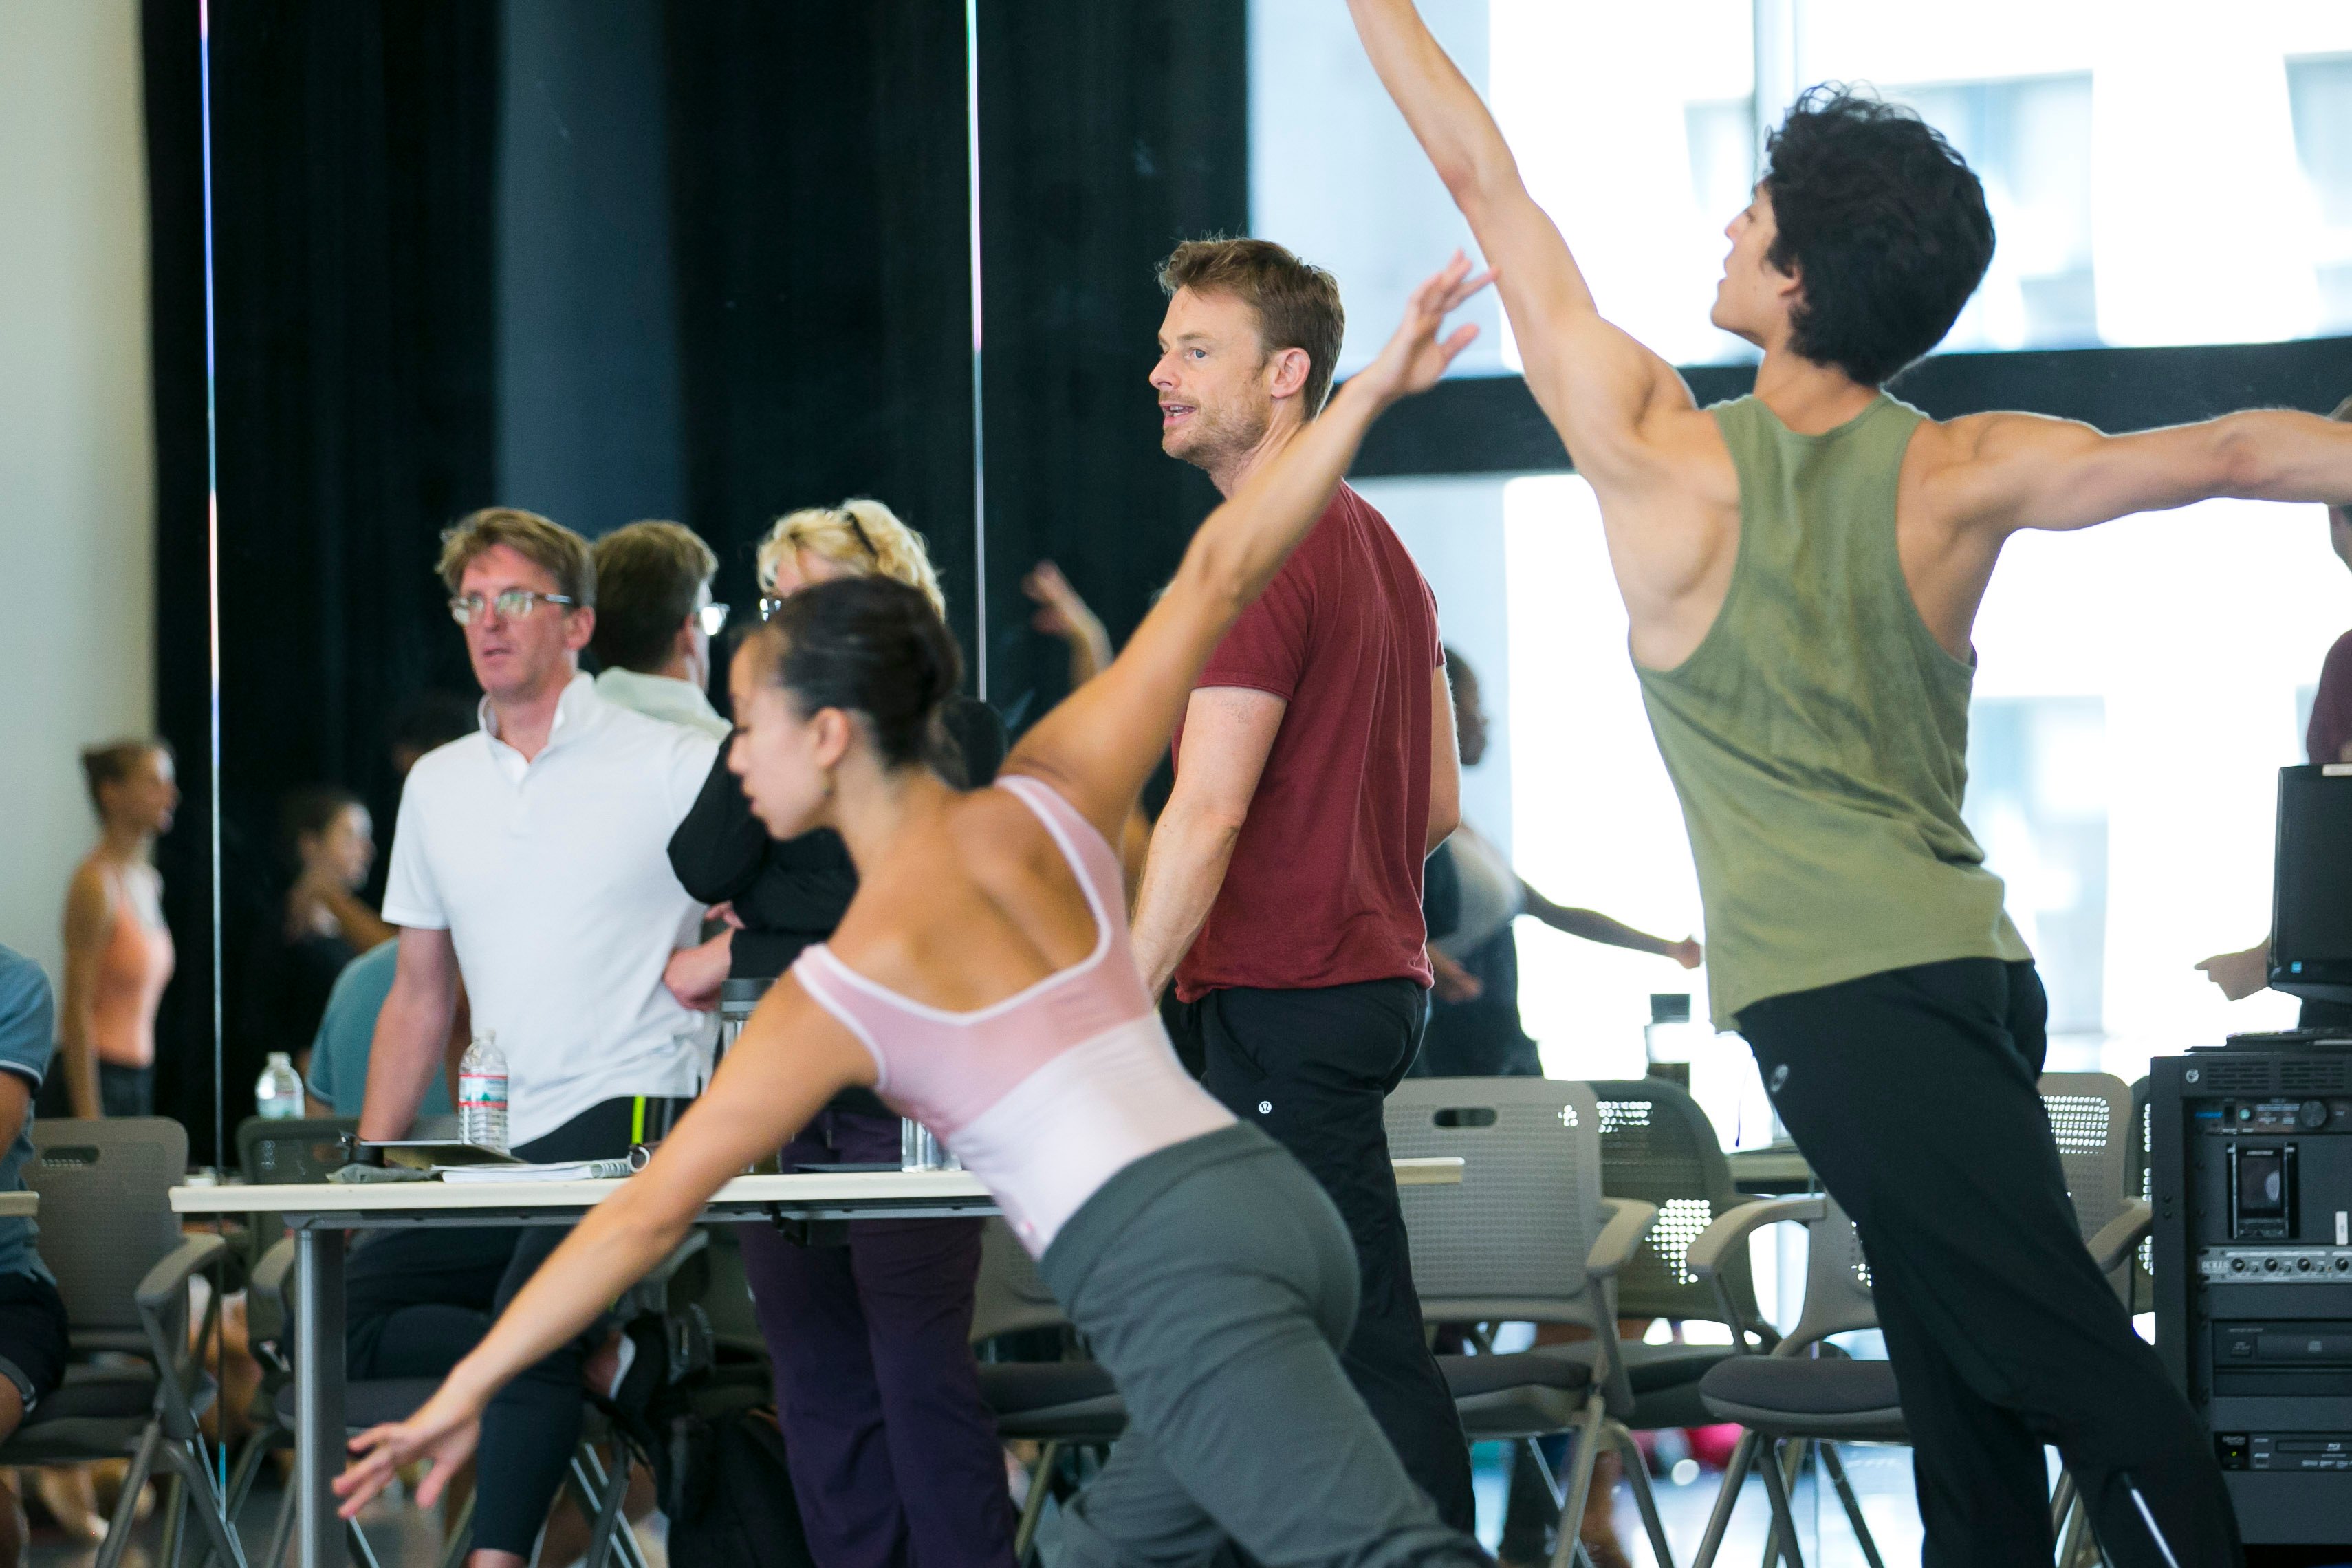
[1690,1428,1762,1568]
[1816,1444,1884,1568]
[155,1439,250,1568]
[158,1472,188,1568]
[94,1422,166,1568]
[1609,1422,1677,1568]
[434,1490,475,1568]
[1012,1439,1061,1561]
[1547,1400,1608,1568]
[263,1477,299,1568]
[1754,1440,1805,1568]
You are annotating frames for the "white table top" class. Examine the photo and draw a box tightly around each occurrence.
[169,1157,1463,1221]
[0,1193,36,1219]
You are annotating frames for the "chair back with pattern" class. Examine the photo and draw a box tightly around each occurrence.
[970,1219,1069,1344]
[28,1118,188,1354]
[1589,1078,1764,1327]
[1778,1195,1881,1353]
[2038,1071,2136,1301]
[1384,1077,1607,1327]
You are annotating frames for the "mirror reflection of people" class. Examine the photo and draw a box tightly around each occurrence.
[45,740,179,1120]
[2196,393,2352,1026]
[333,257,1496,1568]
[1419,648,1699,1079]
[664,500,1019,1568]
[250,787,395,1081]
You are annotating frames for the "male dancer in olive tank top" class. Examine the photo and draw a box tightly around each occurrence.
[1353,4,2352,1563]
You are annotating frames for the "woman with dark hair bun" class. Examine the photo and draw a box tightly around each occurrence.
[664,499,1016,1568]
[339,257,1494,1567]
[48,739,179,1120]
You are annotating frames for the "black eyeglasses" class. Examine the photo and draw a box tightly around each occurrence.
[449,589,577,626]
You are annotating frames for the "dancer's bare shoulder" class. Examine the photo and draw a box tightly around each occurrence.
[1585,401,1745,671]
[829,787,1098,1011]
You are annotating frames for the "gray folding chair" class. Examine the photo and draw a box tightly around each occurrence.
[225,1224,690,1568]
[0,1118,247,1568]
[968,1217,1122,1562]
[1683,1071,2151,1568]
[1384,1077,1663,1568]
[1589,1079,1775,1426]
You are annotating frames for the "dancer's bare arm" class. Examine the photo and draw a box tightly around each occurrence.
[1005,257,1491,845]
[1938,408,2352,536]
[1347,0,1698,490]
[336,977,871,1515]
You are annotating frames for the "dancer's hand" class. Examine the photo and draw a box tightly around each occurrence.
[1668,937,1703,970]
[1429,945,1483,1003]
[1345,251,1494,409]
[336,1379,484,1518]
[2195,944,2269,1001]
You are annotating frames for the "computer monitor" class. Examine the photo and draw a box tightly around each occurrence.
[2270,763,2352,1004]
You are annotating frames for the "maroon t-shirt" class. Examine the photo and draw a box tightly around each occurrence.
[1172,482,1441,1003]
[2310,629,2352,765]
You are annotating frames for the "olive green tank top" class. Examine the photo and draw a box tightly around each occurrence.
[1636,393,2027,1024]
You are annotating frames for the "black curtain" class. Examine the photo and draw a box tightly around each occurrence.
[974,0,1248,730]
[664,0,979,671]
[146,0,499,1162]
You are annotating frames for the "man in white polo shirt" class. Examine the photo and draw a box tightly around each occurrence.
[353,507,715,1568]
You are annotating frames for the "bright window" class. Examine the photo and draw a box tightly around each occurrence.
[1250,1,2352,362]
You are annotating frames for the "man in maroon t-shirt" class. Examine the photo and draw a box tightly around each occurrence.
[1131,237,1472,1529]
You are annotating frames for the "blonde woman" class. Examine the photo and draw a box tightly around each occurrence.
[663,498,1019,1567]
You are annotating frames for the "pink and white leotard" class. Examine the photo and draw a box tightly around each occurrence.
[790,772,1236,1254]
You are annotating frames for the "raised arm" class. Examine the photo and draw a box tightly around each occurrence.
[1948,407,2352,536]
[1003,256,1490,843]
[1347,0,1694,484]
[336,974,871,1516]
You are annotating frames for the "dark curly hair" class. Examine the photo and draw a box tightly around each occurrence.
[1763,86,1995,386]
[750,576,961,771]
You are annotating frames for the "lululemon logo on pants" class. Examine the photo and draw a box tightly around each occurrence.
[1258,1100,1272,1115]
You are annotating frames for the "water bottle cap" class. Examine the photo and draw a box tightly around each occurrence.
[265,1052,292,1065]
[1649,994,1692,1023]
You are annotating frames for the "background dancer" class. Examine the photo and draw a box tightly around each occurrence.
[1351,2,2352,1561]
[333,258,1496,1568]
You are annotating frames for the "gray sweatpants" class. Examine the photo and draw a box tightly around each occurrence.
[1038,1122,1488,1568]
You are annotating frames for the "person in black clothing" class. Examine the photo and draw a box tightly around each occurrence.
[1417,649,1698,1080]
[247,787,398,1081]
[666,499,1018,1568]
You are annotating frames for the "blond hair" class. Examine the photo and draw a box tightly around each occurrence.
[436,507,596,606]
[756,499,945,618]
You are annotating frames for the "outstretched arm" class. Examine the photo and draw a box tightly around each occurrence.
[335,977,871,1516]
[1004,256,1492,844]
[1347,0,1693,486]
[1952,408,2352,536]
[1521,880,1701,968]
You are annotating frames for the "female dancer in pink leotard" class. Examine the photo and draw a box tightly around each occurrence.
[336,258,1493,1568]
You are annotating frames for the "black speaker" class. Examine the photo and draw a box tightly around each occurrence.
[2153,1038,2352,1545]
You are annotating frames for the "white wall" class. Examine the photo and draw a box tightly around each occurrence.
[0,0,156,992]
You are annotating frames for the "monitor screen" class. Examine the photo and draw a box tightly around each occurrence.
[2272,765,2352,1002]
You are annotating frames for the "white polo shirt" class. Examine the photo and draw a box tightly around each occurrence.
[382,673,719,1146]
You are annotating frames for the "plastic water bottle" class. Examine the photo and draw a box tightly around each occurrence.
[1644,994,1705,1089]
[254,1052,304,1120]
[459,1030,510,1153]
